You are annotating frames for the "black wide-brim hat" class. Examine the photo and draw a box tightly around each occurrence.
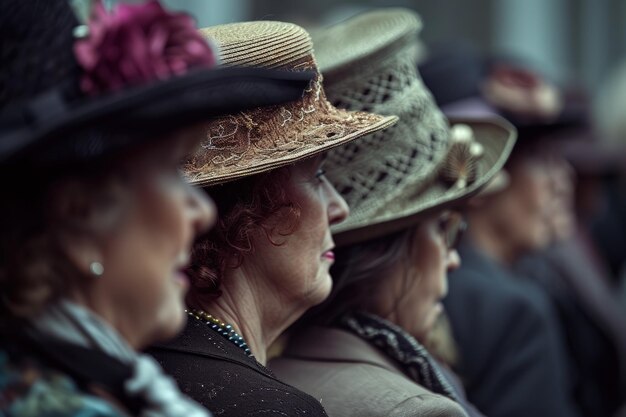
[0,0,314,168]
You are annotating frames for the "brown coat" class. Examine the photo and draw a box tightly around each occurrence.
[269,326,468,417]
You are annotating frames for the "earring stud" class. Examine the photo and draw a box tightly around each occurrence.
[89,261,104,277]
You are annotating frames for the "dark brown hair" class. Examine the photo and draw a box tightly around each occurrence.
[299,226,418,327]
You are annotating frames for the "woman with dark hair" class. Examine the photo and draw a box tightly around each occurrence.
[149,20,397,417]
[0,1,313,416]
[269,9,516,417]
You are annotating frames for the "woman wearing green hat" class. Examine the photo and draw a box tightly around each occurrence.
[270,9,515,417]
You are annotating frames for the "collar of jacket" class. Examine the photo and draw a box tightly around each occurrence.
[281,325,406,374]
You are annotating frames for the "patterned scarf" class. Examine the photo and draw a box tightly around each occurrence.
[338,311,459,401]
[32,299,211,417]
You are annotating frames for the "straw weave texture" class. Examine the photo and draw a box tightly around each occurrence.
[323,42,451,233]
[312,9,516,244]
[184,21,396,186]
[314,8,423,79]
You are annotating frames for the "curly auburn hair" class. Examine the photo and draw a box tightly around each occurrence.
[186,166,300,304]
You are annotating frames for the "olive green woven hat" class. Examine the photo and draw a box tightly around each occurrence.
[312,8,517,246]
[183,21,398,186]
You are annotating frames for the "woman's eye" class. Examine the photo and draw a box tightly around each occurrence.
[315,169,326,182]
[437,217,449,233]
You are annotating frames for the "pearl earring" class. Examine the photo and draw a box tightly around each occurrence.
[89,261,104,277]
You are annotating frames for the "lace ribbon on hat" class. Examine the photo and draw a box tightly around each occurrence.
[184,58,387,185]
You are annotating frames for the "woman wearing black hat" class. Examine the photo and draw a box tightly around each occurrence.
[0,1,312,416]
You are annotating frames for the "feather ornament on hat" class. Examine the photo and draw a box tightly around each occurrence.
[440,124,485,190]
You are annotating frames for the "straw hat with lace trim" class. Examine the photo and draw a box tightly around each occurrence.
[183,21,397,186]
[312,8,517,246]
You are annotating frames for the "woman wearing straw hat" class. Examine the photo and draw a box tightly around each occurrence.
[269,9,515,417]
[0,1,314,416]
[148,20,396,417]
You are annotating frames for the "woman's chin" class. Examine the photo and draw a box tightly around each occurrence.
[174,270,190,289]
[152,304,188,344]
[308,272,334,307]
[417,302,444,341]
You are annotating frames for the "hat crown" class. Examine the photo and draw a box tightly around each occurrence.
[200,21,314,70]
[0,0,82,113]
[313,8,423,78]
[314,10,456,235]
[184,21,397,186]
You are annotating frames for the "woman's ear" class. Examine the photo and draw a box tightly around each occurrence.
[47,176,128,278]
[57,233,105,279]
[49,177,127,232]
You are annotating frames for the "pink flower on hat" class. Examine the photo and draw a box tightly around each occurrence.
[74,0,217,95]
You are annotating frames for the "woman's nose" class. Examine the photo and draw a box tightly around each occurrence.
[447,249,461,272]
[325,180,350,226]
[188,184,217,234]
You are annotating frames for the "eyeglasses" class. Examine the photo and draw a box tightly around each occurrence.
[437,211,467,250]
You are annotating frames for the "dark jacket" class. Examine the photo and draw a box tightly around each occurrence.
[443,240,582,417]
[437,360,487,417]
[149,318,328,417]
[516,233,626,417]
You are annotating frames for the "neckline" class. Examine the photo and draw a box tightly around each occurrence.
[186,309,253,357]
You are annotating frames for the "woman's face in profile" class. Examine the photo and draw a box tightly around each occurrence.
[491,153,553,253]
[544,154,576,243]
[383,212,462,342]
[89,132,215,348]
[243,155,349,312]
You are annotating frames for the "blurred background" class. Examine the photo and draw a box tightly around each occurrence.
[152,0,626,90]
[135,0,626,303]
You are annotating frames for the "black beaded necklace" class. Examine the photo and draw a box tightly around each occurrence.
[186,309,253,357]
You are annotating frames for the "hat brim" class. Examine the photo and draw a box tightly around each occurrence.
[332,115,517,246]
[187,108,398,187]
[1,67,315,167]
